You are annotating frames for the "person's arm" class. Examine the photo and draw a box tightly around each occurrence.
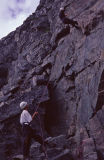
[65,13,68,16]
[32,111,38,120]
[59,10,65,19]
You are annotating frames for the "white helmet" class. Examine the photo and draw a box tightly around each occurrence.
[60,7,64,11]
[20,101,27,110]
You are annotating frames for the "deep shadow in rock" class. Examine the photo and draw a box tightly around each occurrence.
[0,66,8,88]
[92,70,104,117]
[97,150,104,160]
[55,27,70,45]
[44,84,68,136]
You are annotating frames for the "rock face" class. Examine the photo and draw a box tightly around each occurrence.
[0,0,104,159]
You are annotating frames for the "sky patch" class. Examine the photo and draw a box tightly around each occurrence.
[0,0,40,39]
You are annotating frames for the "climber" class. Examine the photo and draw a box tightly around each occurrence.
[59,7,79,29]
[20,101,44,160]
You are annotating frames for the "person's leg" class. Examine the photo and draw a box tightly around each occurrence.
[22,125,32,160]
[63,18,71,24]
[33,134,43,145]
[69,20,80,29]
[63,18,79,29]
[65,19,78,26]
[23,136,31,159]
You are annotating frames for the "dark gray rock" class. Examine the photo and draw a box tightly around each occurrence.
[13,155,23,160]
[83,138,97,160]
[30,135,73,160]
[0,0,104,160]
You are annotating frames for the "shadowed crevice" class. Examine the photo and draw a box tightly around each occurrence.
[55,27,70,45]
[92,70,104,117]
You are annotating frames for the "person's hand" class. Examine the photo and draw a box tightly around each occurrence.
[35,112,38,115]
[32,111,38,120]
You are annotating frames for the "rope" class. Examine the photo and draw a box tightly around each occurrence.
[38,113,48,160]
[35,81,49,112]
[32,42,56,159]
[33,81,50,159]
[98,89,104,94]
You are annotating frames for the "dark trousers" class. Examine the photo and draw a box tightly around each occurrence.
[61,18,79,29]
[22,124,43,158]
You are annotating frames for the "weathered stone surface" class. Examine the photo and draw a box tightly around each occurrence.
[0,0,104,160]
[13,155,23,160]
[86,107,104,159]
[30,135,72,160]
[83,138,97,160]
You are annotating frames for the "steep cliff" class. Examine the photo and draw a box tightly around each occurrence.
[0,0,104,159]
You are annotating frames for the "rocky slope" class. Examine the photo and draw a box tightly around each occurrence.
[0,0,104,159]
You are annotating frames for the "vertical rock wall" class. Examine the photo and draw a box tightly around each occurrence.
[0,0,104,159]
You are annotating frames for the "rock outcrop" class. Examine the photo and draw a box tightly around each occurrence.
[0,0,104,159]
